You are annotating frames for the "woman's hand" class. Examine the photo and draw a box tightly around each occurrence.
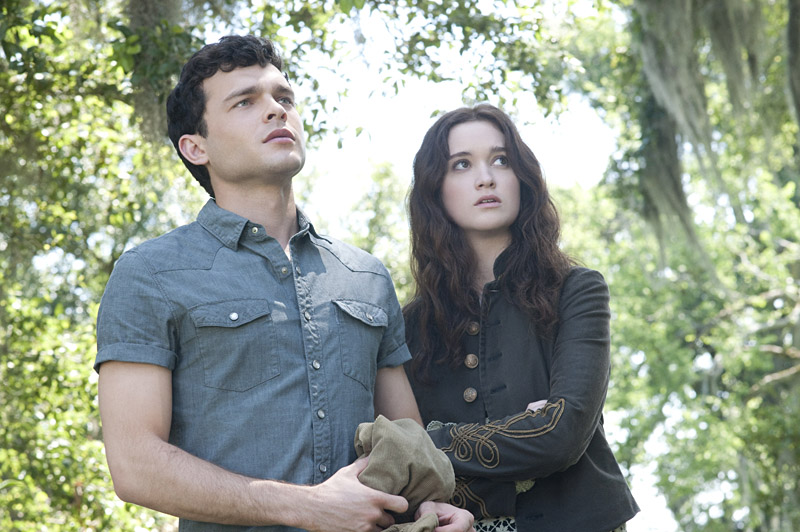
[526,399,547,412]
[415,501,475,532]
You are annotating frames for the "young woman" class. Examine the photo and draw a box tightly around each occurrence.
[403,104,639,532]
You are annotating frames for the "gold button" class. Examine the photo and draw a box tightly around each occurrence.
[464,354,479,369]
[467,321,480,335]
[463,387,477,403]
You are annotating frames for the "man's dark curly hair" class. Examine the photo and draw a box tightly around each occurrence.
[166,35,284,197]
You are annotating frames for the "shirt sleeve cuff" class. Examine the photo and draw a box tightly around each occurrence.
[377,342,412,368]
[94,342,178,373]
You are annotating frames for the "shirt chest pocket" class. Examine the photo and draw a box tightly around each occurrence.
[189,299,280,392]
[333,299,388,392]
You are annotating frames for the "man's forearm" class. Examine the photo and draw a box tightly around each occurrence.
[108,433,309,527]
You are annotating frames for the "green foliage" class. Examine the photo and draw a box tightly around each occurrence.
[553,2,800,528]
[1,1,199,528]
[3,0,800,530]
[342,164,413,303]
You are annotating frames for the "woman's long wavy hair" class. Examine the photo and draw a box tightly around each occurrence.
[404,104,575,382]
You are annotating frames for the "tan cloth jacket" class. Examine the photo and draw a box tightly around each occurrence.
[354,415,455,531]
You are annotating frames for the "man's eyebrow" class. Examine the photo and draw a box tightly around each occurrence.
[223,83,295,104]
[274,85,295,98]
[223,84,260,104]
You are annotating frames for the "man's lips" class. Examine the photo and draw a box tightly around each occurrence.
[475,195,501,206]
[264,128,295,143]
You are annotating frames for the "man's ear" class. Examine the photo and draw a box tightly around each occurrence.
[179,134,209,166]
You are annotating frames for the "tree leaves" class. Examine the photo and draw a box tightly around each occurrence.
[3,0,800,529]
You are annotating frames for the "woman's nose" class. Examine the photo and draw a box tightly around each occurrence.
[475,166,496,189]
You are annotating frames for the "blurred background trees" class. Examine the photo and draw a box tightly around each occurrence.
[1,0,799,530]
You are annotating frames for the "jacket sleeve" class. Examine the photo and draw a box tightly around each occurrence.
[427,268,611,482]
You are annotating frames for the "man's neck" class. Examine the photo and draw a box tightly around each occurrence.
[215,183,299,253]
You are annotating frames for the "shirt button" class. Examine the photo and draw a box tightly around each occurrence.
[251,227,259,234]
[467,321,480,335]
[319,464,328,473]
[317,409,326,419]
[304,310,311,321]
[366,314,374,322]
[228,312,239,321]
[464,354,479,369]
[295,266,302,275]
[463,387,478,403]
[281,266,289,275]
[312,360,321,370]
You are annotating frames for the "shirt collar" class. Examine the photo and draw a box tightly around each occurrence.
[197,198,326,249]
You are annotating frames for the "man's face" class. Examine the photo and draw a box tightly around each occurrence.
[186,63,306,190]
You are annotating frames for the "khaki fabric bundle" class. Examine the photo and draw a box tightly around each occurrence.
[354,415,456,531]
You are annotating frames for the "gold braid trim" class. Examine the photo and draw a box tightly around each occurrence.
[442,398,565,469]
[450,476,492,519]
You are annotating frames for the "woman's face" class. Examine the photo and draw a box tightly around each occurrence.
[441,120,521,245]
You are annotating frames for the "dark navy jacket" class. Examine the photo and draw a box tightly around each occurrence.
[406,267,639,532]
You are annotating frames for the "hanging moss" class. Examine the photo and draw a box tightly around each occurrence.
[124,0,182,141]
[699,0,761,113]
[788,0,800,134]
[638,92,718,279]
[634,0,711,149]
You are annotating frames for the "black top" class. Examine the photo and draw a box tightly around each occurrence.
[405,267,640,532]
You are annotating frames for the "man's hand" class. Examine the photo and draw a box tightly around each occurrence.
[303,457,409,532]
[415,501,475,532]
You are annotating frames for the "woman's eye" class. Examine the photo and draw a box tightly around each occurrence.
[453,160,470,170]
[493,155,509,166]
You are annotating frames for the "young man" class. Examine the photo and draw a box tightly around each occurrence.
[95,35,473,532]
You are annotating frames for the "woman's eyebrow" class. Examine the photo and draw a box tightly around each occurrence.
[447,146,506,160]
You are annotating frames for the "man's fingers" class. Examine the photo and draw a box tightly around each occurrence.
[380,492,409,515]
[348,455,370,475]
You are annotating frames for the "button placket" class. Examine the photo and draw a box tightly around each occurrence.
[293,253,329,483]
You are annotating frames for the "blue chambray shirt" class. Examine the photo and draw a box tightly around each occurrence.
[95,199,411,531]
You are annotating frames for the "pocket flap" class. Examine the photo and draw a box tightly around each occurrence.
[190,299,272,328]
[333,299,388,327]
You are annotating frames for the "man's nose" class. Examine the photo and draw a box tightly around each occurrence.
[263,98,287,122]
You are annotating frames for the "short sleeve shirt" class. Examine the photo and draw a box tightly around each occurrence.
[95,199,411,531]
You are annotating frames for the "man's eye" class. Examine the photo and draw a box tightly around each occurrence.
[234,99,251,108]
[279,97,294,106]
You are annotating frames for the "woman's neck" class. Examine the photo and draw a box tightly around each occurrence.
[468,233,511,290]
